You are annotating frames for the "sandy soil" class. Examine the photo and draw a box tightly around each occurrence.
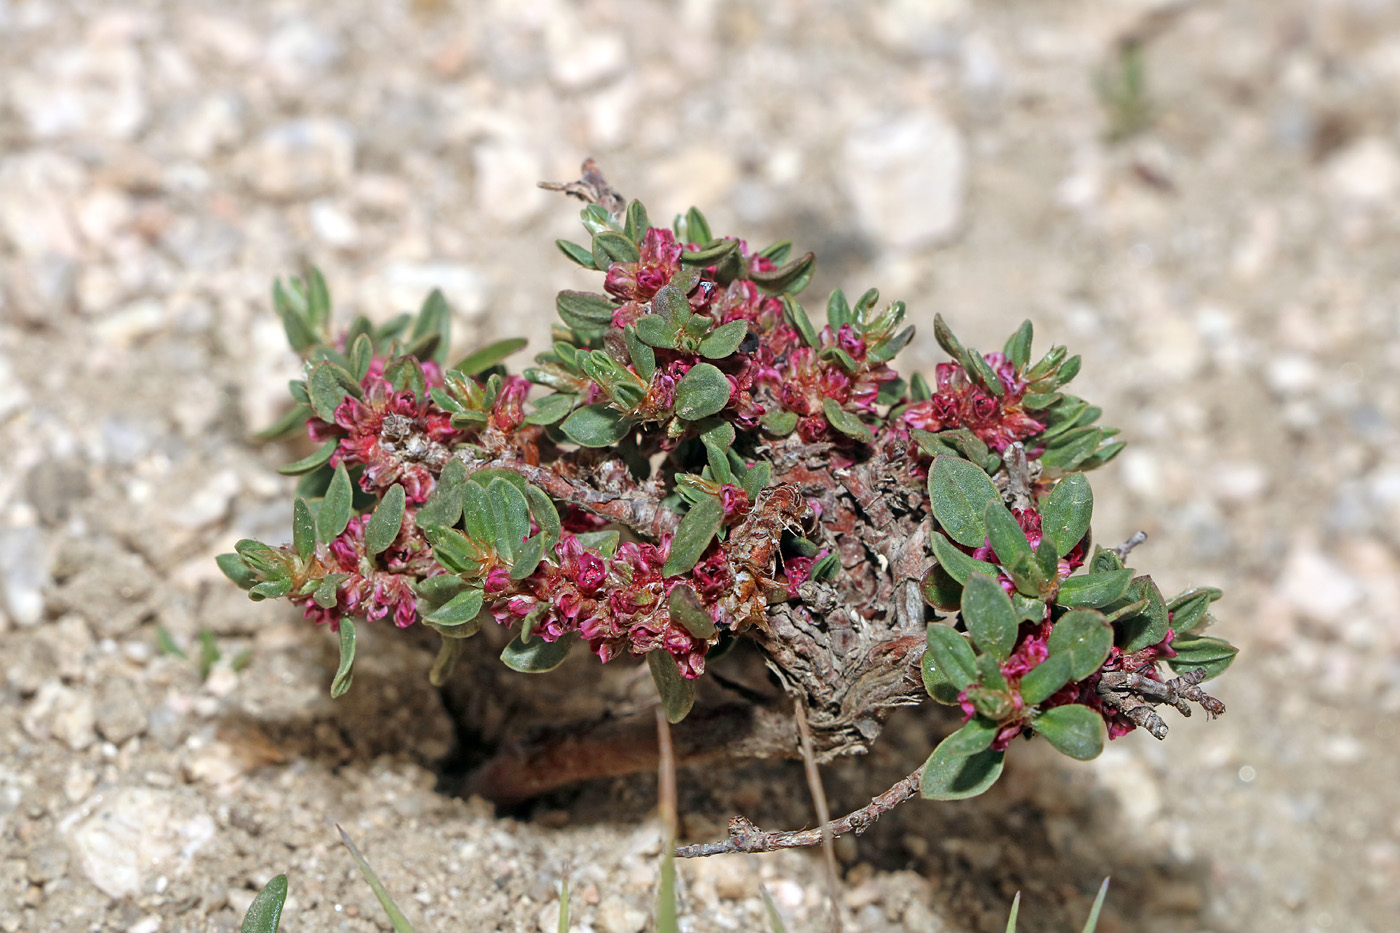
[3,1,1399,930]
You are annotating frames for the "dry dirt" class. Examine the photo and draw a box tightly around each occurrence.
[3,1,1399,931]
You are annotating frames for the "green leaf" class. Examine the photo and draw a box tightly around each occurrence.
[592,231,640,265]
[635,314,680,349]
[364,484,405,556]
[273,279,318,354]
[1019,652,1073,706]
[1165,634,1238,679]
[217,553,260,591]
[921,564,963,611]
[921,648,963,704]
[1046,609,1113,679]
[1041,473,1093,558]
[929,456,1000,547]
[1039,427,1104,473]
[697,320,749,359]
[930,531,1001,585]
[674,363,731,420]
[681,206,712,243]
[292,498,316,559]
[307,361,360,421]
[669,584,716,638]
[679,237,739,266]
[624,326,657,380]
[556,238,598,269]
[781,296,819,349]
[1004,320,1033,372]
[820,397,874,443]
[1032,704,1104,760]
[487,478,531,564]
[337,826,418,933]
[939,717,1001,756]
[740,459,771,501]
[424,587,484,628]
[920,741,1005,801]
[648,651,698,723]
[249,578,292,600]
[1004,892,1021,933]
[1116,576,1169,652]
[313,575,345,609]
[413,460,466,530]
[1090,545,1125,575]
[761,409,798,435]
[453,338,528,376]
[925,623,978,690]
[429,635,469,686]
[624,200,650,241]
[663,495,724,577]
[985,500,1041,596]
[524,484,561,551]
[1167,587,1220,635]
[749,251,815,294]
[1056,569,1134,608]
[319,463,354,541]
[556,290,616,335]
[277,439,339,476]
[524,393,576,426]
[509,535,546,581]
[501,632,576,673]
[961,573,1018,663]
[198,630,221,681]
[561,403,633,447]
[331,619,356,698]
[240,874,288,933]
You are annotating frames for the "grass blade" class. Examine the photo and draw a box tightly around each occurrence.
[557,873,570,933]
[760,884,790,933]
[337,825,418,933]
[655,709,680,933]
[1003,891,1021,933]
[1081,878,1110,933]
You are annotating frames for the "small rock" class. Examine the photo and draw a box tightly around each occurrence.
[0,152,86,260]
[365,262,491,322]
[241,119,356,200]
[309,199,359,248]
[63,787,216,899]
[547,27,628,89]
[26,842,69,886]
[473,139,547,226]
[535,901,561,932]
[1278,539,1365,626]
[0,523,50,624]
[22,682,95,750]
[594,896,646,933]
[1325,136,1400,204]
[95,678,146,745]
[843,112,967,250]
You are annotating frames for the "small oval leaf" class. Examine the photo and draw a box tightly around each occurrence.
[561,403,634,447]
[925,623,978,691]
[364,484,405,556]
[648,650,698,723]
[240,874,288,933]
[1046,608,1113,680]
[920,741,1005,801]
[960,572,1018,663]
[662,496,724,577]
[929,456,1001,547]
[501,631,576,673]
[1033,703,1104,760]
[331,618,356,698]
[1041,473,1093,557]
[674,363,732,421]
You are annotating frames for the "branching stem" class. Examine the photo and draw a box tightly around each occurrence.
[675,762,926,858]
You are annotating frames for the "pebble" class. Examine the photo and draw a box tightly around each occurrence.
[593,896,647,933]
[1324,136,1400,204]
[472,138,548,227]
[22,682,96,750]
[842,112,968,250]
[0,524,51,626]
[1277,539,1365,626]
[95,678,147,745]
[241,119,357,200]
[63,787,216,899]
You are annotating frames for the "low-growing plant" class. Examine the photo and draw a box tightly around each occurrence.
[221,161,1235,852]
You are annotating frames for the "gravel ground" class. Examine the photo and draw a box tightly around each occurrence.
[3,1,1400,930]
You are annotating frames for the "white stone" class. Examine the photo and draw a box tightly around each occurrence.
[1325,136,1400,204]
[843,112,968,250]
[22,682,95,750]
[0,523,49,626]
[63,787,216,899]
[473,139,547,226]
[547,26,627,89]
[594,897,647,933]
[1278,539,1365,626]
[1265,353,1320,395]
[0,152,86,260]
[242,119,357,200]
[365,262,491,321]
[309,199,360,248]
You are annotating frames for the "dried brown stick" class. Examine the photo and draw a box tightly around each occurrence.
[675,762,926,858]
[796,703,843,932]
[538,158,626,215]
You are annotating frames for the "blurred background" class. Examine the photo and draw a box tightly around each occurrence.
[2,0,1398,930]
